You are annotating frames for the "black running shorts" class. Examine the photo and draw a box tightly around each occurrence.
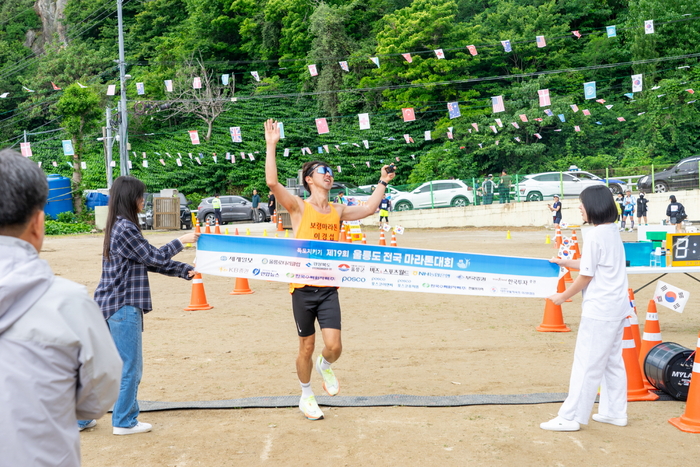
[291,286,341,337]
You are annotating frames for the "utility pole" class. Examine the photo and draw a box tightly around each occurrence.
[117,0,129,176]
[103,107,113,188]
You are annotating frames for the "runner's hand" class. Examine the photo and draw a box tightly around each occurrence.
[380,165,396,183]
[264,119,280,145]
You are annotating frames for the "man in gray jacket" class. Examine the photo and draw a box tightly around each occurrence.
[0,150,122,467]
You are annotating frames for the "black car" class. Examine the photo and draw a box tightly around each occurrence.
[140,193,193,230]
[637,156,700,193]
[197,195,271,224]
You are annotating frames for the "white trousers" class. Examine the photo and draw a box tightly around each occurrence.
[558,316,627,424]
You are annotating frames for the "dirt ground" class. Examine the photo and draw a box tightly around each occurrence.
[40,226,700,466]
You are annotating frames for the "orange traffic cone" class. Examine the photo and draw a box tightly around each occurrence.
[378,231,386,246]
[230,277,254,295]
[345,224,352,243]
[272,210,277,224]
[390,232,398,247]
[536,299,571,332]
[184,273,213,311]
[214,219,221,234]
[639,299,662,389]
[277,214,284,232]
[235,228,239,236]
[338,224,347,242]
[204,221,211,234]
[628,288,641,353]
[638,300,662,368]
[622,317,659,401]
[362,234,367,244]
[554,227,562,248]
[669,330,700,432]
[571,230,581,259]
[556,276,572,302]
[195,221,201,234]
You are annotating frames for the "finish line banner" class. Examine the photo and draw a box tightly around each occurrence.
[196,234,560,298]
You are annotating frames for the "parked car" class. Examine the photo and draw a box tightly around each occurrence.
[197,195,271,225]
[139,192,193,230]
[637,156,700,193]
[391,180,474,211]
[517,171,626,201]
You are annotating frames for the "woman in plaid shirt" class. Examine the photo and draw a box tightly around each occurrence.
[91,176,198,435]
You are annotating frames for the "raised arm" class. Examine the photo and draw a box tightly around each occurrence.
[264,119,302,215]
[337,165,396,221]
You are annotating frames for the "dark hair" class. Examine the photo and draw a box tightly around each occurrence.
[301,160,329,192]
[0,149,48,235]
[103,176,146,259]
[669,195,677,203]
[579,185,618,225]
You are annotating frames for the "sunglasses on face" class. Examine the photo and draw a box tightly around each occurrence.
[308,165,334,178]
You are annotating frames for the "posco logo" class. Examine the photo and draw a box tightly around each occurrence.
[338,264,350,272]
[342,276,366,283]
[252,268,261,276]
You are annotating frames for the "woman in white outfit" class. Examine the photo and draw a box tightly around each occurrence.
[541,185,629,431]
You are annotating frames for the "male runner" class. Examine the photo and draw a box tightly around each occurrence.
[264,119,395,420]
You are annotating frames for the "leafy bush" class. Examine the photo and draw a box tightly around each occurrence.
[45,220,93,236]
[55,211,77,223]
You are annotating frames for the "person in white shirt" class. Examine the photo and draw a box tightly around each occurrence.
[621,189,636,231]
[540,185,629,432]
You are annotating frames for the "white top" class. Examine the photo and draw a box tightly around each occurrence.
[579,223,630,321]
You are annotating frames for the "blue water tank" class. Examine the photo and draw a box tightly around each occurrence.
[86,192,109,210]
[45,174,73,219]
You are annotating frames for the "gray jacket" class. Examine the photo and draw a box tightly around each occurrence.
[0,236,122,467]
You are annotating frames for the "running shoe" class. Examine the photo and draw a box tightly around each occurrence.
[315,355,340,396]
[298,395,324,420]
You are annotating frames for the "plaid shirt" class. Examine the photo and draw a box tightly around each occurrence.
[94,217,193,320]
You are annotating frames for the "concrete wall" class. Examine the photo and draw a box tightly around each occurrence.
[365,190,700,228]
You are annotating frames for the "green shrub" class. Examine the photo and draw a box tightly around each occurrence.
[45,220,93,236]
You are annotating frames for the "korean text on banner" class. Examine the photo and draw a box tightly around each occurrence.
[195,235,561,298]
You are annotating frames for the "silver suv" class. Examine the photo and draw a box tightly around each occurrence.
[392,180,474,211]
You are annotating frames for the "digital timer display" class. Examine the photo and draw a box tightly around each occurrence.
[668,233,700,266]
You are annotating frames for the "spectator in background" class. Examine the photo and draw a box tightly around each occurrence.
[499,170,511,203]
[482,175,495,205]
[251,189,261,222]
[621,190,636,231]
[667,195,687,233]
[636,192,649,227]
[335,190,347,205]
[615,193,624,223]
[378,193,391,228]
[212,194,222,226]
[548,194,562,229]
[268,191,276,223]
[0,149,122,465]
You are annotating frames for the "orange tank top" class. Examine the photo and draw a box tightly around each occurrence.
[290,201,340,291]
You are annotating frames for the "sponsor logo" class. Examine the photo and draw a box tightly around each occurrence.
[220,255,227,261]
[351,265,365,273]
[342,276,366,283]
[286,272,295,278]
[262,258,269,264]
[422,283,430,288]
[218,267,250,274]
[338,264,350,272]
[253,268,261,276]
[305,261,332,270]
[416,271,450,278]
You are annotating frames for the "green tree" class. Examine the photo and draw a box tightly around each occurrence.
[54,84,102,214]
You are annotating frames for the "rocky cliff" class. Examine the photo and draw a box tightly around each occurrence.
[24,0,69,54]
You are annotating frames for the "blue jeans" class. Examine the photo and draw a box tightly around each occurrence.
[108,305,143,428]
